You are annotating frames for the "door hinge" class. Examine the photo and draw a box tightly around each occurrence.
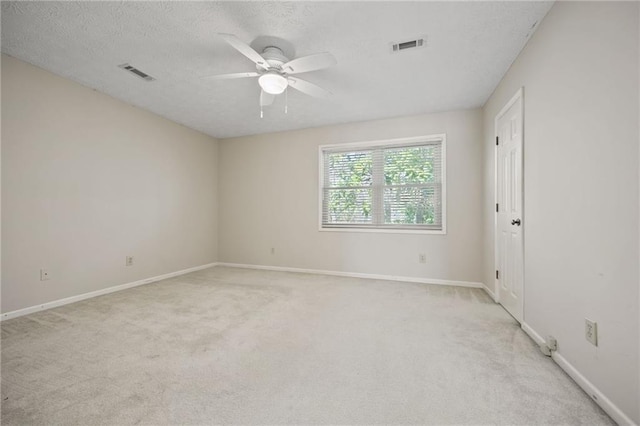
[496,136,499,146]
[496,203,499,213]
[496,270,499,280]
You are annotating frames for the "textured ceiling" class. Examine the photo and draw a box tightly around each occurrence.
[1,1,553,139]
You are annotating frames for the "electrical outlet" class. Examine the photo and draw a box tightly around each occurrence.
[585,319,598,346]
[40,269,50,281]
[126,256,134,266]
[419,253,426,263]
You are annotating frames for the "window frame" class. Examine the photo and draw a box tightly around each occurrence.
[318,134,447,235]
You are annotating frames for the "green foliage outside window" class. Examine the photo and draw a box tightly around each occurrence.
[326,151,372,223]
[383,146,437,225]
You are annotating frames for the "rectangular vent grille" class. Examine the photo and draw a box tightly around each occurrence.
[391,37,427,53]
[118,63,155,81]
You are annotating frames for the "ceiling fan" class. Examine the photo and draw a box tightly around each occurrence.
[206,34,337,116]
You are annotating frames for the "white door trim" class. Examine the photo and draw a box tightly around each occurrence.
[494,87,524,313]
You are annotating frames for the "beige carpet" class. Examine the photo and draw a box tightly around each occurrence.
[1,266,613,425]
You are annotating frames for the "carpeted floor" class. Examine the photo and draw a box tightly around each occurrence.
[1,266,613,425]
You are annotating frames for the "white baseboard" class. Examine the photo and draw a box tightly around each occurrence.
[217,262,484,289]
[521,321,546,346]
[482,283,497,302]
[2,262,482,321]
[521,322,636,426]
[1,262,218,321]
[552,352,636,426]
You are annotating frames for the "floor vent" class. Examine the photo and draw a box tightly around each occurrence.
[118,63,155,82]
[390,37,427,53]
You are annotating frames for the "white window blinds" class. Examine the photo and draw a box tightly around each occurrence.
[320,136,445,231]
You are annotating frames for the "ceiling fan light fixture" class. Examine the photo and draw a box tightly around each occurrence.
[259,72,288,95]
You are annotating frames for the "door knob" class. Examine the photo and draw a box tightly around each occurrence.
[511,219,521,226]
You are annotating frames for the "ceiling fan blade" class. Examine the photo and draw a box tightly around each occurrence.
[282,52,337,74]
[218,33,269,70]
[202,72,260,80]
[260,90,275,107]
[287,77,332,99]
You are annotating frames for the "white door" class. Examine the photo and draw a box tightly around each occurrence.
[496,89,524,323]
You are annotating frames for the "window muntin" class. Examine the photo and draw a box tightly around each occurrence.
[320,136,445,232]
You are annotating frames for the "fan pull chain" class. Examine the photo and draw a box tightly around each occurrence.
[285,86,288,114]
[260,105,263,119]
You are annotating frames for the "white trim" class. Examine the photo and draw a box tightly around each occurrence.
[521,322,636,426]
[217,262,483,289]
[441,133,447,233]
[318,134,447,235]
[1,262,218,321]
[320,134,446,151]
[553,352,635,425]
[493,104,500,304]
[495,87,524,122]
[318,227,446,235]
[482,283,498,302]
[521,321,546,346]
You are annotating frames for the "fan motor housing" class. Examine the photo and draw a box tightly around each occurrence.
[260,46,289,70]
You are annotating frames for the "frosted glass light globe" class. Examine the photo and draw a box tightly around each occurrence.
[259,72,288,95]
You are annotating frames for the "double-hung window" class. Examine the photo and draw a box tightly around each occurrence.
[320,135,446,233]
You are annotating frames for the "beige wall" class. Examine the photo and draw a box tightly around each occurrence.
[1,55,219,313]
[482,2,639,422]
[219,109,483,284]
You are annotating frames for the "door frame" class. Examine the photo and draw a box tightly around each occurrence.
[493,87,524,312]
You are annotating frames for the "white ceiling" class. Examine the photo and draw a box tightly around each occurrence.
[1,1,553,139]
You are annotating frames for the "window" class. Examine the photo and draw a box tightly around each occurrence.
[319,135,446,233]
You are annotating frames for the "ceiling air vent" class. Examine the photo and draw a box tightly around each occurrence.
[118,63,155,82]
[390,37,427,53]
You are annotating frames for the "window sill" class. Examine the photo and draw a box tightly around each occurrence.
[318,227,447,235]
